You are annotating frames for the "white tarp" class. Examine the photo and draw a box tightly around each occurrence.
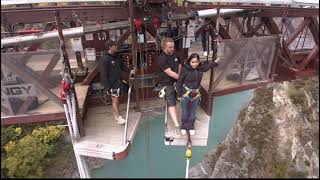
[1,0,125,5]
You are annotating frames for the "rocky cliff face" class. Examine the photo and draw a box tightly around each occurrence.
[189,77,319,178]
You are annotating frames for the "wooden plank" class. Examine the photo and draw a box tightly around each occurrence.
[1,56,63,108]
[73,104,142,160]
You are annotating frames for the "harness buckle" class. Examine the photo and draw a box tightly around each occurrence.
[158,86,166,99]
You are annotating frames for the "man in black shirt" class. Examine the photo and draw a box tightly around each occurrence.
[158,37,182,135]
[99,40,130,125]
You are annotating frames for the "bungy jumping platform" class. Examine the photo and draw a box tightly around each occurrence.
[74,104,142,160]
[164,105,211,146]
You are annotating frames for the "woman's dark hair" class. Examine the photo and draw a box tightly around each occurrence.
[187,53,200,65]
[105,39,116,51]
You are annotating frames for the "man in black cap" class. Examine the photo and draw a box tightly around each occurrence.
[99,40,132,124]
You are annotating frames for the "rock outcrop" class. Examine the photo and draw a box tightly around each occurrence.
[189,77,319,178]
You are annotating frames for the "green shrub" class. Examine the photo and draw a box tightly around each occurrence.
[1,126,22,146]
[1,126,22,157]
[1,126,64,178]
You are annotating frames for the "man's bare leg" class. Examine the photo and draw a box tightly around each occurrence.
[168,106,179,127]
[111,96,120,118]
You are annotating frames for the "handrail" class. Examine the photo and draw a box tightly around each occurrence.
[123,84,132,145]
[123,71,135,145]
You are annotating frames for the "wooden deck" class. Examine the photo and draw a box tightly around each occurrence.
[74,104,142,160]
[164,105,211,147]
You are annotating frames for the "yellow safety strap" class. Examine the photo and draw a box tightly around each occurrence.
[182,85,201,99]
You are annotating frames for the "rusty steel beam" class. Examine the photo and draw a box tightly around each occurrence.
[269,39,281,79]
[1,112,66,125]
[116,29,131,46]
[1,6,130,24]
[212,80,273,97]
[187,4,319,17]
[81,63,99,85]
[3,4,318,25]
[199,87,213,116]
[308,17,319,47]
[55,11,85,137]
[263,17,296,67]
[286,18,311,45]
[298,46,319,70]
[129,0,140,110]
[214,21,232,39]
[195,19,232,40]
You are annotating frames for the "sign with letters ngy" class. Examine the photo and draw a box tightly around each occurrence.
[1,84,36,99]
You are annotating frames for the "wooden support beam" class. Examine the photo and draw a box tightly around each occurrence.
[1,56,63,108]
[298,45,319,70]
[286,18,311,45]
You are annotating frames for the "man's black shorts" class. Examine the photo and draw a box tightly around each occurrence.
[165,84,177,107]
